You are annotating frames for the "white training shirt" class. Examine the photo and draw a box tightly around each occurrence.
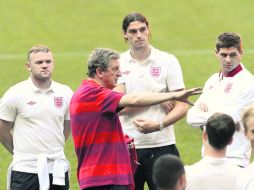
[118,46,185,148]
[0,78,73,173]
[236,161,254,190]
[185,157,242,190]
[187,65,254,167]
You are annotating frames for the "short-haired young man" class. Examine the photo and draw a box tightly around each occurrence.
[0,45,73,190]
[187,32,254,167]
[185,113,242,190]
[153,155,186,190]
[115,12,188,190]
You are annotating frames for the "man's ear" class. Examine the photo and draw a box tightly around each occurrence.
[227,137,233,145]
[96,67,103,78]
[175,174,186,190]
[214,49,219,57]
[239,48,244,55]
[122,30,128,40]
[244,128,248,137]
[26,62,31,71]
[203,130,208,141]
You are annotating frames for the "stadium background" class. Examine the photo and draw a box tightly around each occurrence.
[1,0,254,189]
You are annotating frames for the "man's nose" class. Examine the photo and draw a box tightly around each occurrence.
[137,30,142,38]
[42,61,48,67]
[225,55,231,62]
[117,70,122,77]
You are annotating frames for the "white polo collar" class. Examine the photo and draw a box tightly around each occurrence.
[28,77,54,93]
[125,46,157,64]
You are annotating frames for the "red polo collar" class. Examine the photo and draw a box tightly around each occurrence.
[219,64,243,79]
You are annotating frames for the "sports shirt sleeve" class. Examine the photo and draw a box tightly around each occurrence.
[0,87,17,122]
[166,54,185,91]
[99,88,125,114]
[223,85,254,123]
[186,78,213,128]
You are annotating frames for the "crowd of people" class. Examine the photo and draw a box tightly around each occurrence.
[0,11,254,190]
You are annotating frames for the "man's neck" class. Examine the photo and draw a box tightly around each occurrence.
[222,64,242,77]
[204,145,226,158]
[130,45,151,63]
[89,77,109,89]
[31,77,51,90]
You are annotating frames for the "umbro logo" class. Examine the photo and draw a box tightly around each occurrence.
[27,101,36,105]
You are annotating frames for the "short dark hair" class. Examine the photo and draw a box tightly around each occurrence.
[215,32,242,52]
[122,12,149,33]
[27,45,51,62]
[87,48,119,78]
[206,113,236,150]
[153,155,185,190]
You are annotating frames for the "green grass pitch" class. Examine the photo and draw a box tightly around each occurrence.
[1,0,254,189]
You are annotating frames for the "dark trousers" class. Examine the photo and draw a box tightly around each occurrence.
[10,171,69,190]
[84,185,129,190]
[134,144,180,190]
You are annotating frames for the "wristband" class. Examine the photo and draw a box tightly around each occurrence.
[159,121,164,131]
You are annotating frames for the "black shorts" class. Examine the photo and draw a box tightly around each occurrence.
[134,144,180,190]
[84,185,129,190]
[10,171,69,190]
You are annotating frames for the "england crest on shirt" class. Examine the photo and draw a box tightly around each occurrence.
[150,66,161,78]
[54,97,63,108]
[224,82,233,93]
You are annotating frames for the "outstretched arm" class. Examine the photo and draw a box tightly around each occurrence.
[114,83,146,115]
[0,119,13,154]
[118,87,202,108]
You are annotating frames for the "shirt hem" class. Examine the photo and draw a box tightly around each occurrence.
[135,141,176,149]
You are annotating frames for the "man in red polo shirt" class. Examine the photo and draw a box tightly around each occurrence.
[70,48,201,190]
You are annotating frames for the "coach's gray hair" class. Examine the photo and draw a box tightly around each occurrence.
[27,45,51,62]
[87,48,120,78]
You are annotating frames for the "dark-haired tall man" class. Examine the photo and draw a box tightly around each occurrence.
[115,12,188,190]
